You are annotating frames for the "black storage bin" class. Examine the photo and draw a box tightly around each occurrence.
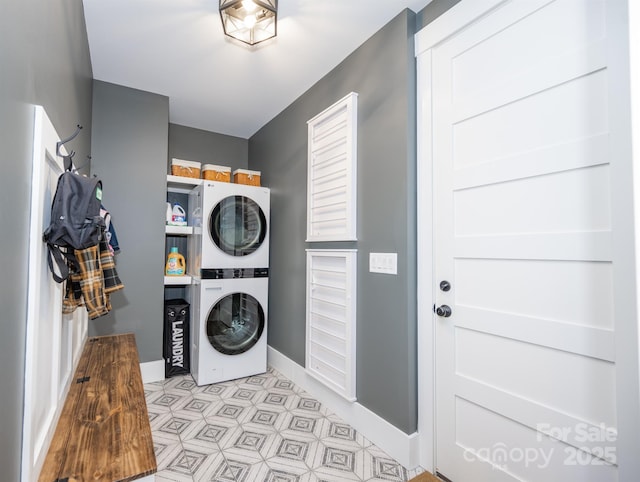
[163,298,190,378]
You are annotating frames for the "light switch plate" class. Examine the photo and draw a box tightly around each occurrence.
[369,252,397,275]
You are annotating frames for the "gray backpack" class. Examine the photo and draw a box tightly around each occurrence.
[43,170,105,283]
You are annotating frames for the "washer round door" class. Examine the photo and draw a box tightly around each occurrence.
[206,292,265,355]
[209,195,267,257]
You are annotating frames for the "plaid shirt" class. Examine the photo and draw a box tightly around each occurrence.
[63,237,123,319]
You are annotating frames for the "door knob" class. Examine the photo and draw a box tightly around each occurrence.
[436,305,452,317]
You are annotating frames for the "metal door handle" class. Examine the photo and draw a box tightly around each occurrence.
[436,305,452,317]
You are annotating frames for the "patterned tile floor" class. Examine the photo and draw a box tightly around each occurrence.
[144,368,427,481]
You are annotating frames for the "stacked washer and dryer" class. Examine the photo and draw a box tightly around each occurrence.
[188,180,270,386]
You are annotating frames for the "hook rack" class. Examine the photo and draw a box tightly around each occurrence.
[56,124,83,171]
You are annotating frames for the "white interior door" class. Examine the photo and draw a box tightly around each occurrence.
[422,1,620,480]
[21,106,88,482]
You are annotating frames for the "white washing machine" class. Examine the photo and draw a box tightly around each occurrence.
[189,181,270,272]
[191,275,268,386]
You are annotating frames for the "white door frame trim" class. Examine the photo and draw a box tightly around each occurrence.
[415,0,640,475]
[607,1,640,478]
[415,45,435,472]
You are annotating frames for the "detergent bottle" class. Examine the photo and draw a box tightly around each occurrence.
[171,203,187,226]
[165,247,186,276]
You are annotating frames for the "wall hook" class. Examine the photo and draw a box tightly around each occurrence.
[56,124,83,171]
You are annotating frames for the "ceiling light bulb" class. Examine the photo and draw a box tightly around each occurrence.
[244,14,257,29]
[220,0,277,45]
[242,0,257,12]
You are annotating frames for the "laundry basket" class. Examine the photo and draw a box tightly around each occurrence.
[163,299,190,377]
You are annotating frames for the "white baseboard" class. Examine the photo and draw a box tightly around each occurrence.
[140,360,165,384]
[267,345,420,469]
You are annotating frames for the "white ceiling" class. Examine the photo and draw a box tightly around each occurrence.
[82,0,432,139]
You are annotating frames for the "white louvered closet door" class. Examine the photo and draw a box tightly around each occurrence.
[306,250,357,401]
[306,92,357,242]
[305,93,359,401]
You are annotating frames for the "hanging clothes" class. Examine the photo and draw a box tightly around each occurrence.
[100,205,121,255]
[63,235,123,319]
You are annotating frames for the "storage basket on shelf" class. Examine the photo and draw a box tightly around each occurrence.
[233,169,261,186]
[202,164,231,182]
[171,158,201,179]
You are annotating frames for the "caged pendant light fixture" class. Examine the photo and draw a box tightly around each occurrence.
[219,0,277,46]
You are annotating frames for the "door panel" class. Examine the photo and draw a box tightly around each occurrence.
[455,328,616,425]
[455,398,617,481]
[453,71,608,169]
[22,107,88,482]
[429,0,617,480]
[454,165,611,236]
[454,258,614,330]
[451,0,605,101]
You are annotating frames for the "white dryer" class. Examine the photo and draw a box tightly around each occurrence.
[191,274,268,386]
[189,181,270,272]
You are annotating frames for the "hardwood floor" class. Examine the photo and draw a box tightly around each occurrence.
[410,470,442,482]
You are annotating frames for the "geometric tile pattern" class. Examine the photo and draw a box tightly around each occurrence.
[235,431,268,451]
[145,368,427,481]
[373,455,409,481]
[322,445,355,471]
[276,438,309,461]
[329,421,356,441]
[217,404,245,420]
[251,409,280,426]
[232,388,258,401]
[196,423,228,444]
[297,397,321,412]
[288,415,316,434]
[264,392,288,406]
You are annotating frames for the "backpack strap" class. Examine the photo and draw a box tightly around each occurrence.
[46,244,78,284]
[46,244,68,283]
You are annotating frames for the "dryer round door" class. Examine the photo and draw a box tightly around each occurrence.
[206,292,265,355]
[209,195,267,257]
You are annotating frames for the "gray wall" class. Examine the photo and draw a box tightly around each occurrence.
[0,0,93,478]
[89,81,169,362]
[249,10,419,434]
[416,0,462,29]
[169,123,248,171]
